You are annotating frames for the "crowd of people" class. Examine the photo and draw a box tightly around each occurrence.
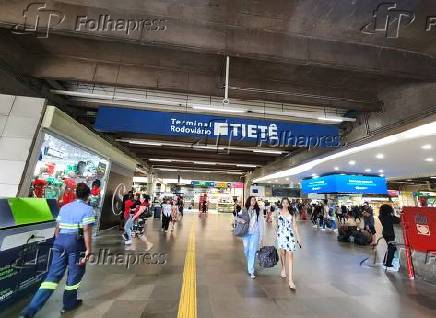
[233,196,402,289]
[120,191,186,248]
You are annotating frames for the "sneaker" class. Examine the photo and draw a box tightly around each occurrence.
[312,225,317,228]
[320,228,326,231]
[250,273,256,279]
[124,240,132,245]
[122,233,128,240]
[386,266,399,272]
[61,299,83,314]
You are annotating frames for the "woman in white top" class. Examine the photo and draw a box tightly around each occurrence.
[276,197,301,290]
[238,196,265,279]
[161,199,172,232]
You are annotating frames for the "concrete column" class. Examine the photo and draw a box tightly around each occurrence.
[0,94,46,197]
[147,169,154,197]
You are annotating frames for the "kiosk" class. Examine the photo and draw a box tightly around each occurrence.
[0,198,58,309]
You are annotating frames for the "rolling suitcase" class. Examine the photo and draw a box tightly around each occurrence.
[153,205,162,219]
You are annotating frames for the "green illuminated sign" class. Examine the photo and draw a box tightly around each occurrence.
[7,198,54,225]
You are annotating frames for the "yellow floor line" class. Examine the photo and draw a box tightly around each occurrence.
[178,222,197,318]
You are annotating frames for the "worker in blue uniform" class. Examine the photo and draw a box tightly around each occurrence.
[20,183,95,318]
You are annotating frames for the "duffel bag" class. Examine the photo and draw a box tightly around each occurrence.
[354,230,372,245]
[258,246,279,268]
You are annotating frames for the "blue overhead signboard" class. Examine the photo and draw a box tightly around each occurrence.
[300,174,388,194]
[95,107,340,148]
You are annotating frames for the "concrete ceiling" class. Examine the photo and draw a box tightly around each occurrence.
[1,0,436,176]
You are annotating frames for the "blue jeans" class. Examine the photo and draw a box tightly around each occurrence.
[22,234,86,316]
[124,216,134,240]
[242,232,260,275]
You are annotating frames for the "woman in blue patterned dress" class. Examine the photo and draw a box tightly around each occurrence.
[276,197,301,290]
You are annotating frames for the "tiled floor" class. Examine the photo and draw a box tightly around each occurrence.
[4,213,436,318]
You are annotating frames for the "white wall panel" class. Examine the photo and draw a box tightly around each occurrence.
[0,94,45,198]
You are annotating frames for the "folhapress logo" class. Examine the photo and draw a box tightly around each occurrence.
[12,2,65,38]
[361,3,415,38]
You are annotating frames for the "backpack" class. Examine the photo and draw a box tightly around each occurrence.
[258,246,279,268]
[353,230,372,245]
[233,209,250,237]
[337,225,357,242]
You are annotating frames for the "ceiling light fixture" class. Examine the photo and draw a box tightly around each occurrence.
[334,167,339,171]
[425,157,435,162]
[236,164,257,168]
[192,104,247,113]
[129,141,163,146]
[149,159,172,162]
[365,168,372,172]
[348,160,356,165]
[252,149,284,154]
[375,153,384,159]
[422,144,432,150]
[194,161,217,165]
[378,169,384,173]
[317,117,343,123]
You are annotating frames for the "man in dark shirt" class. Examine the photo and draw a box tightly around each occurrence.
[379,204,401,270]
[362,203,376,245]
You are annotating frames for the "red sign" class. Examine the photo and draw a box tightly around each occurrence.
[387,190,399,197]
[402,207,436,253]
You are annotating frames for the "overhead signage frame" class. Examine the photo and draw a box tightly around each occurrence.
[95,107,341,148]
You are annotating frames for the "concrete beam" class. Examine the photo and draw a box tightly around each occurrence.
[1,1,436,81]
[27,55,381,111]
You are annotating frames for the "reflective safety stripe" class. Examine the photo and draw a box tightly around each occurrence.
[82,217,96,224]
[59,223,82,229]
[64,282,81,291]
[40,281,58,289]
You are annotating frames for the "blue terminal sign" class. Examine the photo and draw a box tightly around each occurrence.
[301,174,388,194]
[95,107,340,148]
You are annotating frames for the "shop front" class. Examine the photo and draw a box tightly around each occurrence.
[28,133,110,233]
[18,106,138,232]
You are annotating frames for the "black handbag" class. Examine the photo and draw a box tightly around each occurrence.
[233,209,250,237]
[258,246,279,268]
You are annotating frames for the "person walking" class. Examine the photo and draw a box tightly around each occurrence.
[123,193,137,245]
[170,200,179,231]
[276,197,301,290]
[311,203,319,228]
[378,204,401,271]
[161,199,172,232]
[238,196,265,279]
[177,196,184,217]
[363,203,376,246]
[20,183,95,318]
[132,194,153,251]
